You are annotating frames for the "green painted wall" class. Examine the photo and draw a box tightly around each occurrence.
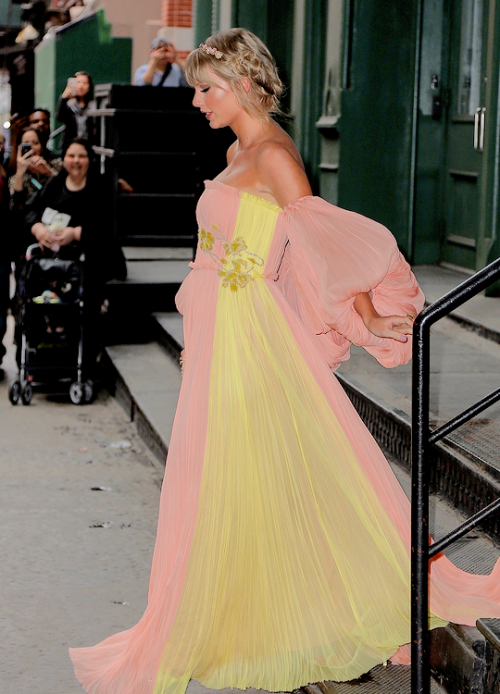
[232,0,270,40]
[0,0,21,27]
[230,0,295,124]
[484,0,500,294]
[35,10,131,131]
[34,36,56,118]
[413,116,446,265]
[412,0,447,266]
[300,0,327,192]
[338,0,419,259]
[194,0,213,46]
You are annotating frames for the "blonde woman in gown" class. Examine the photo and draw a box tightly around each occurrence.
[70,28,500,694]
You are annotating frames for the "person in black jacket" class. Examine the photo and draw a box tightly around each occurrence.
[24,137,121,374]
[56,72,96,153]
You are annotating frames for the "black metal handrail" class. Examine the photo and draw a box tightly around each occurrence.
[411,256,500,694]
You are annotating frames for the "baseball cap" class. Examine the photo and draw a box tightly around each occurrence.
[151,37,171,50]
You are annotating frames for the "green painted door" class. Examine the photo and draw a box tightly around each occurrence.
[338,0,419,259]
[442,0,490,270]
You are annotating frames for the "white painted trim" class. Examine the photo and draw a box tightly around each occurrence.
[220,0,232,31]
[291,0,305,143]
[157,27,194,51]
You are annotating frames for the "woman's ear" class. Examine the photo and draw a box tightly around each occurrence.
[241,77,251,94]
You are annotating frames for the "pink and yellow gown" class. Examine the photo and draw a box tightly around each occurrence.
[70,180,500,694]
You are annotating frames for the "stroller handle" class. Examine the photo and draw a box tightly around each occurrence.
[25,243,85,263]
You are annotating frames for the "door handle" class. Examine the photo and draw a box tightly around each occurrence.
[474,106,486,153]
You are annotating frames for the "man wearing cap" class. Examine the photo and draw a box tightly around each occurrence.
[134,38,187,87]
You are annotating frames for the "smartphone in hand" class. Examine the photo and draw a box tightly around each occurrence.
[20,143,33,157]
[67,77,77,96]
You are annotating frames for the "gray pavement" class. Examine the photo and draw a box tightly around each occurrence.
[109,259,190,286]
[0,317,163,694]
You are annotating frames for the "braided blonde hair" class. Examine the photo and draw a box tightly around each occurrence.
[184,28,284,121]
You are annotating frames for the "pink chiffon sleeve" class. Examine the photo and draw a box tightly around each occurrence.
[281,196,425,368]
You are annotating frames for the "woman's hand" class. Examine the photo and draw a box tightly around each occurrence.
[53,226,82,248]
[32,223,82,250]
[16,148,33,174]
[29,155,54,177]
[32,223,54,250]
[179,349,185,374]
[62,84,74,99]
[353,292,414,342]
[363,313,414,342]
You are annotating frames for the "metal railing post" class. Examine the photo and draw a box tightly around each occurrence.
[410,256,500,694]
[411,315,431,694]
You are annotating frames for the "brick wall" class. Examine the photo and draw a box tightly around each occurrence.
[160,0,193,62]
[161,0,192,29]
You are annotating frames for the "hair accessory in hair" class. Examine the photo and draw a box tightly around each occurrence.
[199,43,224,59]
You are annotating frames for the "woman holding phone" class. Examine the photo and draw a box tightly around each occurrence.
[9,127,60,219]
[56,71,96,153]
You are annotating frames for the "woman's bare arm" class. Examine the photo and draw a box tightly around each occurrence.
[353,292,414,342]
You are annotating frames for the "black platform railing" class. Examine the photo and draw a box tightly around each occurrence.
[411,257,500,694]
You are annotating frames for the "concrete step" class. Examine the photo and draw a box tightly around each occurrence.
[104,258,191,344]
[477,619,500,694]
[122,246,193,262]
[107,260,190,311]
[101,311,500,694]
[414,265,500,345]
[102,341,182,464]
[301,665,447,693]
[187,667,448,694]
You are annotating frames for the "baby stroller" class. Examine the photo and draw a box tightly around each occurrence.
[9,243,94,405]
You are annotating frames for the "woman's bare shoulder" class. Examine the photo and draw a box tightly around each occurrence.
[256,128,304,167]
[256,134,311,208]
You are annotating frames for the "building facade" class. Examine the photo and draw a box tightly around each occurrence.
[191,0,500,281]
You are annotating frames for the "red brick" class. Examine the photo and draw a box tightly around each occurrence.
[161,0,193,27]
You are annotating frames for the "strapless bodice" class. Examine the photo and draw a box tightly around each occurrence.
[189,180,288,286]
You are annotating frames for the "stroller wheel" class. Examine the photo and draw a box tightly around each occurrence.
[21,381,33,406]
[9,381,21,405]
[69,381,84,405]
[83,380,94,404]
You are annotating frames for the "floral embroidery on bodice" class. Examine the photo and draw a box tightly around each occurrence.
[198,223,265,291]
[191,180,288,285]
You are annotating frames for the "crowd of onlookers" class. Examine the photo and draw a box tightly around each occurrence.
[0,36,189,376]
[0,70,116,377]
